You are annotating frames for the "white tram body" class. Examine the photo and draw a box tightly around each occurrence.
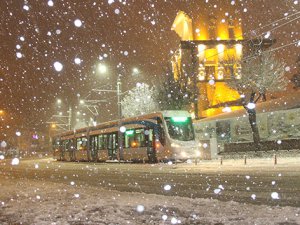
[52,110,200,162]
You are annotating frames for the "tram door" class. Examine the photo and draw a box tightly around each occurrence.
[108,133,117,160]
[146,129,157,163]
[90,136,98,161]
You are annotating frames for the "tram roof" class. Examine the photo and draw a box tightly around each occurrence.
[55,110,192,138]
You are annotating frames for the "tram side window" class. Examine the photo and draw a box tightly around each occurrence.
[98,134,108,150]
[107,133,117,149]
[144,129,154,147]
[77,137,87,151]
[98,135,103,150]
[91,136,98,150]
[62,140,68,151]
[64,140,72,151]
[124,129,146,148]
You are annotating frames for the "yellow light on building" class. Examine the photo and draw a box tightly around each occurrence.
[217,66,224,80]
[197,44,206,61]
[236,64,242,79]
[198,64,206,81]
[217,44,225,60]
[235,44,243,59]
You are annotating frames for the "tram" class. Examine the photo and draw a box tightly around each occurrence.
[52,110,200,163]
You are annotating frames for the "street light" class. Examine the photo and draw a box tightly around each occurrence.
[132,67,139,75]
[96,63,124,160]
[97,63,108,74]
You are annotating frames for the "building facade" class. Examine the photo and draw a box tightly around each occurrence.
[171,10,245,118]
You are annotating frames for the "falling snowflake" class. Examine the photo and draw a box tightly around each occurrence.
[271,192,280,199]
[119,126,126,133]
[47,0,54,7]
[264,31,271,39]
[74,58,82,65]
[23,5,29,11]
[53,61,63,72]
[136,205,144,213]
[11,158,20,166]
[1,141,7,148]
[16,52,23,58]
[74,19,83,27]
[214,188,221,194]
[164,184,171,191]
[171,217,178,224]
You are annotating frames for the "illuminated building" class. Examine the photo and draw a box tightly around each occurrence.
[171,10,273,119]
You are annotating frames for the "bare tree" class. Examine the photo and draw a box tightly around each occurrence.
[227,51,288,144]
[121,83,159,118]
[291,55,300,89]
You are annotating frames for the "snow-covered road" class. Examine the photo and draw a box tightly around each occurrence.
[0,178,299,225]
[0,157,300,224]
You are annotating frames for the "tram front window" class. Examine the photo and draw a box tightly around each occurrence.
[165,117,195,141]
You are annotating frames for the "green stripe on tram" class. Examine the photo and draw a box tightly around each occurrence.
[171,117,188,123]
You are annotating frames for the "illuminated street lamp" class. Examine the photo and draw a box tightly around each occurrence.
[96,63,123,160]
[97,63,108,74]
[132,67,139,75]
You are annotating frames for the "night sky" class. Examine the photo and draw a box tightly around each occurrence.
[0,0,299,138]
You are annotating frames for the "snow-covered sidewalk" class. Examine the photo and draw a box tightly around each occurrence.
[0,178,299,225]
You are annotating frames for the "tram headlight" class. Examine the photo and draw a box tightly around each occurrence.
[171,143,180,148]
[196,150,201,157]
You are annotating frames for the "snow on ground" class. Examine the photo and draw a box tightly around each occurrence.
[0,178,299,225]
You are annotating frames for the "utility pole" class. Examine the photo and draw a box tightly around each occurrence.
[68,106,72,130]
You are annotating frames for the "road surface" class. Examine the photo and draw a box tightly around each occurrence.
[1,156,300,207]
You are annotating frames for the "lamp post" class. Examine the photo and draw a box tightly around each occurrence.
[95,64,140,161]
[117,75,123,161]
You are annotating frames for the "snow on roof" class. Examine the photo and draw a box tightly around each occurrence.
[197,90,300,122]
